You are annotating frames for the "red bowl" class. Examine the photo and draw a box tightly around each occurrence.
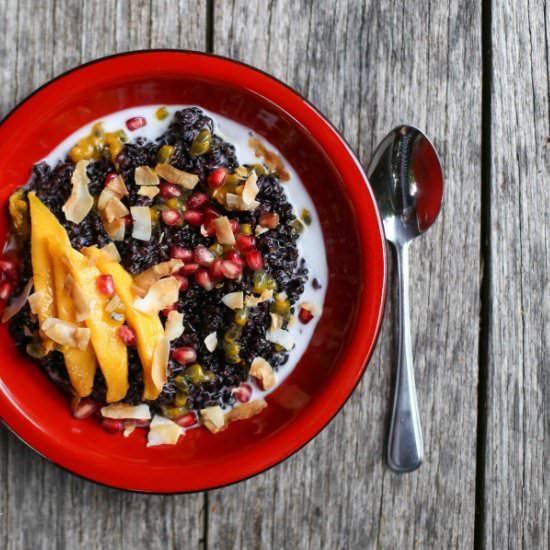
[0,51,386,492]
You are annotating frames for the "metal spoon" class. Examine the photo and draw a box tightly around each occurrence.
[367,125,443,472]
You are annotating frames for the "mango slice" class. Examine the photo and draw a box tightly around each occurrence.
[49,240,97,397]
[28,193,128,402]
[83,246,165,400]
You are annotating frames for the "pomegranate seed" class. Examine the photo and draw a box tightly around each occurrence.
[96,274,115,297]
[204,206,221,220]
[70,397,100,420]
[187,192,209,210]
[232,383,252,403]
[221,260,242,280]
[125,116,147,131]
[123,215,133,227]
[180,263,199,276]
[172,346,197,365]
[298,307,314,324]
[101,418,125,433]
[175,412,198,428]
[236,234,256,253]
[259,212,280,229]
[169,246,194,262]
[209,258,224,281]
[174,274,189,292]
[229,219,240,233]
[104,172,118,186]
[162,209,182,226]
[162,304,177,316]
[117,325,136,346]
[0,259,18,281]
[224,250,244,268]
[194,245,215,266]
[0,280,14,300]
[195,268,214,290]
[245,249,264,271]
[124,418,150,429]
[183,209,204,226]
[159,182,182,199]
[207,167,227,188]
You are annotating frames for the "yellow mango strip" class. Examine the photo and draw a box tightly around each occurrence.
[28,193,57,351]
[83,246,165,400]
[48,240,97,397]
[28,193,128,402]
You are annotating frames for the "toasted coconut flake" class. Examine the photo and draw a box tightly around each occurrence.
[300,301,322,317]
[27,291,44,316]
[71,279,92,322]
[200,406,226,433]
[99,243,121,262]
[245,289,273,308]
[250,358,276,390]
[226,399,267,423]
[103,197,130,223]
[134,277,180,315]
[101,403,151,420]
[266,328,294,351]
[147,415,184,447]
[165,310,184,340]
[41,317,90,350]
[269,313,284,331]
[97,187,118,211]
[155,163,199,189]
[106,175,129,197]
[133,260,184,297]
[130,206,152,241]
[255,226,269,237]
[213,216,236,245]
[242,172,259,206]
[151,336,170,391]
[104,218,126,241]
[204,331,218,352]
[221,291,244,310]
[105,295,124,313]
[123,425,136,438]
[135,165,160,186]
[225,193,242,210]
[62,160,94,224]
[138,186,160,199]
[1,278,33,323]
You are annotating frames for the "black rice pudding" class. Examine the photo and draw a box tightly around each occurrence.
[0,106,324,445]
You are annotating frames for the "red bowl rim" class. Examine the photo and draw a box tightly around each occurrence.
[0,49,387,493]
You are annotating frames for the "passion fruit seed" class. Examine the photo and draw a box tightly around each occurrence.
[174,375,189,391]
[252,163,265,176]
[209,243,224,257]
[155,106,169,120]
[157,144,175,163]
[224,340,241,364]
[252,270,277,294]
[26,340,47,359]
[301,208,312,225]
[174,391,188,408]
[291,218,305,235]
[162,406,188,420]
[8,189,29,238]
[272,295,291,316]
[185,363,210,384]
[234,308,249,327]
[190,129,211,156]
[240,223,252,235]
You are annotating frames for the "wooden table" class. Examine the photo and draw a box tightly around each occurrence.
[0,1,547,549]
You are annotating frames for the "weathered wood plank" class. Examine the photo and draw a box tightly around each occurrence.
[209,1,482,549]
[484,1,550,548]
[0,2,207,549]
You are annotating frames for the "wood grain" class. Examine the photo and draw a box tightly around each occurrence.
[0,2,207,549]
[483,1,550,548]
[209,1,482,548]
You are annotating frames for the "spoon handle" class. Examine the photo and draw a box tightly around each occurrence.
[387,241,424,472]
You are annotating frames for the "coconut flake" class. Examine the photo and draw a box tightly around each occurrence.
[147,415,184,447]
[70,279,92,322]
[99,243,121,263]
[255,226,269,237]
[105,295,124,314]
[204,331,218,352]
[133,259,183,296]
[226,399,267,423]
[151,336,170,391]
[104,218,126,241]
[155,163,199,189]
[106,174,129,197]
[130,206,152,241]
[300,301,322,317]
[1,278,33,323]
[135,166,160,186]
[266,328,294,351]
[221,291,244,310]
[41,317,90,350]
[97,187,118,211]
[138,186,160,199]
[249,357,276,390]
[245,289,273,308]
[165,310,184,341]
[27,291,45,315]
[134,277,180,315]
[200,406,226,433]
[225,193,243,210]
[213,216,236,245]
[101,403,151,420]
[269,313,284,331]
[103,197,130,223]
[62,160,94,224]
[123,425,136,438]
[242,172,259,206]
